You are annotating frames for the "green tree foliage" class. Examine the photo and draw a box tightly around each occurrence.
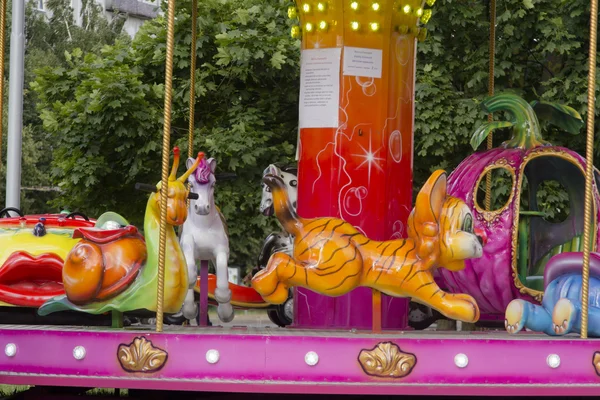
[0,0,128,213]
[34,0,299,266]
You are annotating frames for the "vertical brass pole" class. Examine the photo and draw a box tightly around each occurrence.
[581,0,598,339]
[156,0,178,333]
[188,0,198,161]
[484,0,496,211]
[0,0,6,165]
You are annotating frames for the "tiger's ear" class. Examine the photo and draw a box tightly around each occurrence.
[415,170,447,225]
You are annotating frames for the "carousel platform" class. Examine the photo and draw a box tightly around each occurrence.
[0,323,599,396]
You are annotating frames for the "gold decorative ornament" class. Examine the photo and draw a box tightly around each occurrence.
[358,342,416,378]
[118,336,168,373]
[426,0,435,6]
[421,9,432,24]
[288,6,298,19]
[291,25,301,38]
[593,352,600,376]
[396,25,409,34]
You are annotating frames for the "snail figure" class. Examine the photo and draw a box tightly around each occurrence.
[38,148,203,316]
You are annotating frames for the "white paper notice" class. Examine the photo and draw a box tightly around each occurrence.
[299,48,342,129]
[342,47,383,79]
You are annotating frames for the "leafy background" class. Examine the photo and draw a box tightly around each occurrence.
[0,0,598,272]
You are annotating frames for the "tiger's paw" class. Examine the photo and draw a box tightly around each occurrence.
[252,268,289,304]
[440,293,480,323]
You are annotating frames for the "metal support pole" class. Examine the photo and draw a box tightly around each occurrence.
[5,0,24,210]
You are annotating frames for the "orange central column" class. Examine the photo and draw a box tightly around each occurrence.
[292,0,431,329]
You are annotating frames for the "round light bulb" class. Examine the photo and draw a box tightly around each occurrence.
[371,2,380,11]
[302,3,311,13]
[350,1,359,10]
[416,8,423,16]
[454,353,468,368]
[317,2,326,11]
[369,22,380,31]
[350,21,360,30]
[547,354,560,369]
[402,4,411,14]
[73,346,86,360]
[206,349,220,364]
[4,343,16,357]
[318,20,328,30]
[305,22,314,32]
[305,351,319,366]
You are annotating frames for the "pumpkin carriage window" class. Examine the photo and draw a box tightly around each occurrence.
[475,167,514,213]
[516,155,590,293]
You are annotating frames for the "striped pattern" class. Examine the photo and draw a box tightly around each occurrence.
[252,171,482,323]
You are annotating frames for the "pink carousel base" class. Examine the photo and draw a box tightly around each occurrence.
[1,325,600,395]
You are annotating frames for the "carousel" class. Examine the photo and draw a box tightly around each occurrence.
[0,0,599,396]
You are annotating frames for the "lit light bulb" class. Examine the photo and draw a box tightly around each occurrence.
[302,3,311,13]
[318,20,328,30]
[415,8,423,17]
[317,2,326,11]
[350,1,359,10]
[288,6,298,19]
[291,25,301,38]
[402,4,411,13]
[350,20,360,30]
[371,2,380,11]
[426,0,435,6]
[369,22,380,31]
[305,22,314,32]
[421,9,432,23]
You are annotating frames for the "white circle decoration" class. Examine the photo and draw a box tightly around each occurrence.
[73,346,86,360]
[454,353,468,368]
[4,343,16,357]
[305,351,319,366]
[206,349,220,364]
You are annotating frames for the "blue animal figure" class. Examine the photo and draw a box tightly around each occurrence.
[505,252,600,337]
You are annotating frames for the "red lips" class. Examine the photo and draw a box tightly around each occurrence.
[0,252,65,307]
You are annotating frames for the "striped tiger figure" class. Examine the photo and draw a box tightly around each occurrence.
[251,170,487,323]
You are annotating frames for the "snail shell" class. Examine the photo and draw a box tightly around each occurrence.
[63,242,103,305]
[63,228,147,305]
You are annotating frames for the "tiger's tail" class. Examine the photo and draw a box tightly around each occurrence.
[263,174,302,236]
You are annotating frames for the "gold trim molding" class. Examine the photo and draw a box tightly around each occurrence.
[511,148,598,301]
[473,158,516,225]
[118,336,168,373]
[358,342,416,378]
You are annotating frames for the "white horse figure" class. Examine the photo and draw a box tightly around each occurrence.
[180,156,234,322]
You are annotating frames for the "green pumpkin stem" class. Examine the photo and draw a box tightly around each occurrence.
[481,93,550,150]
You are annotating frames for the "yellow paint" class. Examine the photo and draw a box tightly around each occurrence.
[0,229,80,267]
